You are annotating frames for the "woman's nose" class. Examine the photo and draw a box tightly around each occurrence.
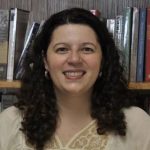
[67,50,82,65]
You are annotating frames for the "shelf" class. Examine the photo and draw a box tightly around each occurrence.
[128,82,150,90]
[0,80,21,88]
[0,81,150,90]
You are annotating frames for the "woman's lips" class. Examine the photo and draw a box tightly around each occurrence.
[63,70,86,79]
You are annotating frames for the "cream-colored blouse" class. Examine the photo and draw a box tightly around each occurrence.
[0,106,150,150]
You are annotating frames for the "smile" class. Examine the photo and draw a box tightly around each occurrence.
[63,71,86,79]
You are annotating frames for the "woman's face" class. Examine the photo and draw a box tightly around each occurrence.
[44,24,102,95]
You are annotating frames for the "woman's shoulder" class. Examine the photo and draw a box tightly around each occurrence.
[108,107,150,150]
[0,106,22,123]
[0,107,24,149]
[123,106,150,124]
[123,106,150,146]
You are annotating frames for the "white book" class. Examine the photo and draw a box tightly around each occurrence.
[106,19,115,38]
[129,7,139,82]
[115,15,123,50]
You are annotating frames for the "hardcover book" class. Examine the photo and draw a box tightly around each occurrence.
[0,9,9,79]
[1,94,18,111]
[15,22,40,79]
[7,8,29,80]
[122,7,133,80]
[129,7,139,82]
[106,19,115,38]
[115,15,123,51]
[145,8,150,81]
[136,8,147,82]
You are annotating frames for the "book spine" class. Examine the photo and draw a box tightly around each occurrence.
[90,9,101,17]
[15,22,40,79]
[115,15,123,50]
[136,8,147,82]
[0,10,9,79]
[122,7,133,80]
[1,94,18,111]
[13,9,29,73]
[7,8,29,80]
[7,8,17,80]
[129,7,139,82]
[145,8,150,81]
[106,19,115,38]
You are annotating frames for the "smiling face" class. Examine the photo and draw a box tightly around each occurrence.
[44,24,102,96]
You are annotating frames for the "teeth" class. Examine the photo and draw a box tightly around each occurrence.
[64,71,84,77]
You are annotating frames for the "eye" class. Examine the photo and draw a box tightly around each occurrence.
[55,47,69,54]
[81,47,95,54]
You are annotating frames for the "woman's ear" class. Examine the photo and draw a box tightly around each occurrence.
[42,50,49,70]
[43,58,48,71]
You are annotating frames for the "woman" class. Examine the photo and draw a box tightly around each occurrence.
[0,8,150,150]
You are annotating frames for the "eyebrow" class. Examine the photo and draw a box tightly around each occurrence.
[82,42,97,48]
[53,42,97,48]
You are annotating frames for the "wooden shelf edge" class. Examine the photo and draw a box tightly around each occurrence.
[0,80,21,88]
[0,81,150,90]
[128,82,150,90]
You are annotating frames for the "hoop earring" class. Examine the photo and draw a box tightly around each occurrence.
[45,70,49,79]
[99,71,102,78]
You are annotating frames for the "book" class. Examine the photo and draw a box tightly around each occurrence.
[129,7,139,82]
[106,19,115,38]
[0,9,9,79]
[136,8,147,82]
[1,94,18,111]
[0,88,19,94]
[114,15,124,66]
[114,15,123,51]
[122,7,133,80]
[90,9,101,17]
[145,8,150,81]
[15,22,40,79]
[7,8,29,80]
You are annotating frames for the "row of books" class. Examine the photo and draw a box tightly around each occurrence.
[106,7,150,82]
[0,8,42,80]
[0,93,18,112]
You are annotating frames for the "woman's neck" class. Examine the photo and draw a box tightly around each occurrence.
[55,90,92,121]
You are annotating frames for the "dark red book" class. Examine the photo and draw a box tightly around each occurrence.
[145,8,150,81]
[90,9,101,17]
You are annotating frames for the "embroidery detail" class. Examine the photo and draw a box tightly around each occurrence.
[69,122,108,150]
[47,121,108,149]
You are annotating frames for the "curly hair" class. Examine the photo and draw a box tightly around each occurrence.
[15,7,135,150]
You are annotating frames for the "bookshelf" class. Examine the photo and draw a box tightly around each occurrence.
[0,0,150,113]
[0,81,21,88]
[129,82,150,90]
[0,80,150,90]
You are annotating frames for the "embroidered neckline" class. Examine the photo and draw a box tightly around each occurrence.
[46,120,108,149]
[55,120,96,147]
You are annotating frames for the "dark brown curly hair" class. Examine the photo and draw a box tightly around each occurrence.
[15,7,135,150]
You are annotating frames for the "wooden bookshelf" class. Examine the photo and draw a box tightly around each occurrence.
[0,81,150,90]
[129,82,150,90]
[0,80,21,88]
